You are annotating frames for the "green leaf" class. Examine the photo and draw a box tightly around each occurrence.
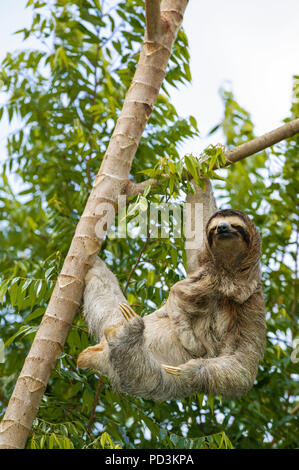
[25,307,45,323]
[0,279,9,303]
[170,434,179,446]
[8,278,20,307]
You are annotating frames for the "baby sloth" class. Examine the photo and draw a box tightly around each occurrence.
[77,209,266,401]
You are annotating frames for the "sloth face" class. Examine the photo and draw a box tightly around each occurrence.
[206,210,251,263]
[207,215,250,246]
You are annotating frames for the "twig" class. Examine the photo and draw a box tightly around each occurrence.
[123,233,151,295]
[290,402,299,414]
[125,178,163,197]
[290,228,299,338]
[126,118,299,196]
[0,390,6,405]
[87,376,103,435]
[145,0,161,41]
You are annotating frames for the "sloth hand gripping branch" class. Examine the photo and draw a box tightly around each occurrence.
[77,209,266,401]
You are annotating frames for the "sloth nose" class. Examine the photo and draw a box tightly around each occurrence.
[217,223,229,233]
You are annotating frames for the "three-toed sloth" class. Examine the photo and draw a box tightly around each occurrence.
[77,209,266,401]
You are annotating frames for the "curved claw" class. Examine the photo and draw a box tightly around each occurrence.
[119,303,138,322]
[162,364,182,376]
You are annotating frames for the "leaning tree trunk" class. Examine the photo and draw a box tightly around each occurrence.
[0,0,189,449]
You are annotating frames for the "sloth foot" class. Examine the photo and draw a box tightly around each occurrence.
[77,340,106,370]
[162,364,182,376]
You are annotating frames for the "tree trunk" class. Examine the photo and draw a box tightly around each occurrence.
[185,180,217,273]
[0,0,189,449]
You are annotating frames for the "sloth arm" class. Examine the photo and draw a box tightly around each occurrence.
[165,295,267,398]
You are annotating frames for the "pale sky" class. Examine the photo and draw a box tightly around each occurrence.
[174,0,299,154]
[0,0,299,161]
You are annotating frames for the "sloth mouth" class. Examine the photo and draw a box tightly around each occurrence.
[216,231,238,240]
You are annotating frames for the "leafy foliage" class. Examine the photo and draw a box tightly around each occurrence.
[209,86,299,448]
[0,0,298,449]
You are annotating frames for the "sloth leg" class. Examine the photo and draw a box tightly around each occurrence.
[104,304,193,401]
[83,257,127,341]
[105,305,160,397]
[77,337,111,376]
[77,321,130,381]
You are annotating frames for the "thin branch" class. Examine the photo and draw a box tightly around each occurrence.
[123,232,151,295]
[126,118,299,196]
[145,0,161,41]
[0,390,6,406]
[290,403,299,415]
[290,402,299,414]
[290,228,299,338]
[87,376,103,435]
[225,118,299,163]
[125,178,162,197]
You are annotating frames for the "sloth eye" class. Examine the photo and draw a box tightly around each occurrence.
[231,224,242,230]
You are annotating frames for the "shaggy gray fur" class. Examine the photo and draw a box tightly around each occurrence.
[78,210,266,401]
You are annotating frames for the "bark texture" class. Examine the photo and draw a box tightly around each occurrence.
[225,118,299,163]
[185,180,217,273]
[0,0,189,449]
